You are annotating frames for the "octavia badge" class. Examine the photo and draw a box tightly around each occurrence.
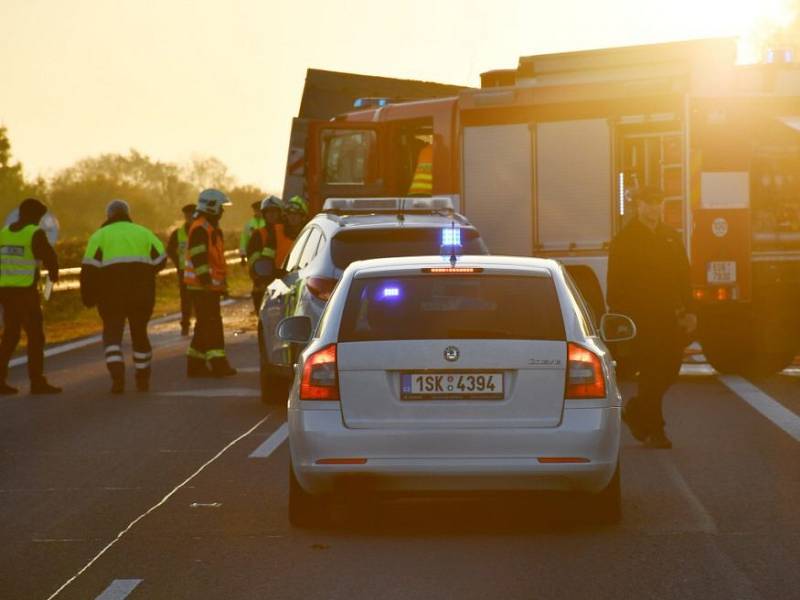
[444,346,460,362]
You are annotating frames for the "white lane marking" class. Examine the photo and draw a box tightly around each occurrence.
[719,375,800,443]
[249,422,289,458]
[236,367,260,373]
[8,298,239,369]
[44,414,270,600]
[680,363,716,377]
[95,579,142,600]
[658,454,718,535]
[157,388,259,398]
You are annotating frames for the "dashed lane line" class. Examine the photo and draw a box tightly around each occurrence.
[8,299,237,369]
[249,422,289,458]
[44,413,271,600]
[95,579,142,600]
[719,375,800,443]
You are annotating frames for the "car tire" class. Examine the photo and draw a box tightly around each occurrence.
[288,461,330,528]
[589,463,621,525]
[260,360,289,405]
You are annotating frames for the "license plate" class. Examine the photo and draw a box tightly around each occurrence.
[707,261,736,284]
[401,372,504,400]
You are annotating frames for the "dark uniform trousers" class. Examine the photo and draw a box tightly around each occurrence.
[189,290,225,359]
[623,320,684,433]
[100,297,153,383]
[0,288,45,383]
[177,269,192,330]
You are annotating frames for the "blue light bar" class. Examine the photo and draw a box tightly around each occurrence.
[441,227,462,247]
[382,286,400,298]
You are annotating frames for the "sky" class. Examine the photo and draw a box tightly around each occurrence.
[0,0,796,193]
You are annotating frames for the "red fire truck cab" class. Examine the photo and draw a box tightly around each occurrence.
[300,38,800,376]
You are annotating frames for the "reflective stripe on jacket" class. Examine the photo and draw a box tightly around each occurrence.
[0,224,39,287]
[408,145,433,195]
[176,226,188,270]
[185,216,226,291]
[239,216,265,256]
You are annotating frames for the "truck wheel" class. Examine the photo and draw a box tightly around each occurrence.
[699,305,798,377]
[288,462,330,528]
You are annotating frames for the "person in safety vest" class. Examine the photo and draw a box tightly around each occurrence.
[184,188,237,378]
[239,200,265,266]
[166,203,196,336]
[0,198,61,395]
[80,200,166,394]
[246,195,283,313]
[407,143,433,196]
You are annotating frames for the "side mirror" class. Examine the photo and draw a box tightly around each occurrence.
[599,313,637,343]
[277,315,312,344]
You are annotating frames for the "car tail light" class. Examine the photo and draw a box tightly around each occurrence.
[307,277,337,301]
[300,344,339,401]
[565,343,606,399]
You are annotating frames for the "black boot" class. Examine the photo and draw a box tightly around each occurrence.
[135,369,150,392]
[30,378,62,395]
[187,356,212,378]
[0,382,18,395]
[209,357,237,377]
[108,362,125,394]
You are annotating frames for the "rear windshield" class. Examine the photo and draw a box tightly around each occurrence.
[330,227,488,270]
[339,275,565,342]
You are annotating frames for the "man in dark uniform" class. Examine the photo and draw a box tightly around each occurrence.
[166,203,196,335]
[607,186,696,449]
[0,198,61,394]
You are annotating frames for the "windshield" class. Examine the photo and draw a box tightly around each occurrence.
[339,274,565,342]
[330,227,488,270]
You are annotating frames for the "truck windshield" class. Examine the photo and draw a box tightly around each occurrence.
[339,275,565,342]
[330,228,488,270]
[322,129,376,185]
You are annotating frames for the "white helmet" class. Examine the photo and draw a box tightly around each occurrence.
[197,188,231,216]
[260,195,283,212]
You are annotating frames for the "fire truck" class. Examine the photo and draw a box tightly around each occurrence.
[293,38,800,376]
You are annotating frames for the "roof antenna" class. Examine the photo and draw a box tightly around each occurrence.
[449,220,458,268]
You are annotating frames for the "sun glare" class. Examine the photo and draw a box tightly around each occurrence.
[735,0,799,63]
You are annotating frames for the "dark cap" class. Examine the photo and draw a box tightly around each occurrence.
[181,203,196,214]
[251,200,261,209]
[19,198,48,222]
[633,185,665,205]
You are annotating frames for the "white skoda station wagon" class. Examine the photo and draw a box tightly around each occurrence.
[276,255,635,527]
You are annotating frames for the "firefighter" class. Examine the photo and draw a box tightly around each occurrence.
[185,188,237,378]
[246,195,282,313]
[80,200,166,393]
[0,198,61,395]
[606,186,696,449]
[408,143,433,196]
[166,203,196,336]
[284,196,309,238]
[239,200,265,266]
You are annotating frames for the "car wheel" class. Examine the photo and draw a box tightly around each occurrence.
[260,360,289,405]
[588,463,621,525]
[288,461,330,528]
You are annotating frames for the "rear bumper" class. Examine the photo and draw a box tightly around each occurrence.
[289,407,620,495]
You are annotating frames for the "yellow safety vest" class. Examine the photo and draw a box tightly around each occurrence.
[0,224,39,287]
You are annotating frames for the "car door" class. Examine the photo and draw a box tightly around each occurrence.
[264,228,312,367]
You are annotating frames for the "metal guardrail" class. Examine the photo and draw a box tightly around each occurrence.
[50,250,242,292]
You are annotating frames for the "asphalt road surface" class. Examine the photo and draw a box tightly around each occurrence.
[1,303,798,600]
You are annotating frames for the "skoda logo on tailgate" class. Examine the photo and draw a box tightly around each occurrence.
[444,346,460,362]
